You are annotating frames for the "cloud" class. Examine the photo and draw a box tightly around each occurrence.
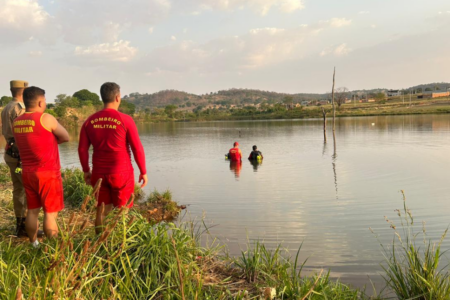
[74,40,137,63]
[138,18,351,74]
[328,18,352,28]
[320,43,352,57]
[28,51,42,57]
[148,27,154,34]
[0,0,57,45]
[358,11,370,15]
[179,0,304,16]
[55,0,171,45]
[171,35,177,41]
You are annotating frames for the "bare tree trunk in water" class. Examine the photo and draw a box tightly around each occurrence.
[331,67,336,143]
[321,107,327,143]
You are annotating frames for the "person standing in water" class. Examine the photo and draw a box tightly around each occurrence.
[248,145,263,161]
[228,141,242,162]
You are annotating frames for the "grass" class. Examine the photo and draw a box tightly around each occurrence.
[0,164,10,185]
[2,164,450,299]
[372,191,450,300]
[61,168,145,209]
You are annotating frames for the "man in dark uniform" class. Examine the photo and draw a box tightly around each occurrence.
[248,145,263,161]
[1,80,42,237]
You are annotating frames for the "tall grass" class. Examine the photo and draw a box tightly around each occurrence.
[61,168,145,209]
[61,168,93,208]
[374,191,450,300]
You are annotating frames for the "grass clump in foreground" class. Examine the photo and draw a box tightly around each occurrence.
[61,168,145,209]
[0,180,374,300]
[373,191,450,300]
[0,208,375,300]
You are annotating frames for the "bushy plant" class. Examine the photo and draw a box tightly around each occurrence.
[61,168,93,208]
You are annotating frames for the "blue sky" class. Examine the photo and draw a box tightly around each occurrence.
[0,0,449,100]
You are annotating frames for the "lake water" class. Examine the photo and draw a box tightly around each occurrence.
[4,114,450,289]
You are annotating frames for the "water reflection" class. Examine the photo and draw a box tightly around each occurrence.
[4,114,450,289]
[249,159,262,171]
[229,160,242,178]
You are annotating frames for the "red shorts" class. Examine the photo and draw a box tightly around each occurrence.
[91,172,135,208]
[22,170,64,213]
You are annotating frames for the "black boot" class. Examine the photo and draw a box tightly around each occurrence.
[15,218,45,238]
[15,217,28,237]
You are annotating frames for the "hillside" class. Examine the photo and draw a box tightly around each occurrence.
[124,83,450,111]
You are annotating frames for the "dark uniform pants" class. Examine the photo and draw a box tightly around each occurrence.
[4,154,27,218]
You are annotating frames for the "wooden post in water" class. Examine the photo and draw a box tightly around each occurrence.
[321,107,327,143]
[331,67,336,143]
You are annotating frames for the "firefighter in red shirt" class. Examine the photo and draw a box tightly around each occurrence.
[228,142,242,161]
[13,87,69,247]
[78,82,147,233]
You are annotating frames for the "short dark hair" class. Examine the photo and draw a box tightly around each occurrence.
[23,86,45,108]
[253,145,257,150]
[100,82,120,104]
[10,88,24,98]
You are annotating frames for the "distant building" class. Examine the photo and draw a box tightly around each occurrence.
[419,91,450,99]
[387,90,402,97]
[301,101,310,106]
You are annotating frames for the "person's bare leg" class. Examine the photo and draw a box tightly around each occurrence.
[95,204,113,234]
[25,208,40,243]
[43,212,59,239]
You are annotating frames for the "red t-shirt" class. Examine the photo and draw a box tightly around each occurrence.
[78,109,146,175]
[228,147,242,162]
[13,112,61,172]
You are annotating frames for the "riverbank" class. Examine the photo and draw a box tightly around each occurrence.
[1,164,450,299]
[0,164,374,299]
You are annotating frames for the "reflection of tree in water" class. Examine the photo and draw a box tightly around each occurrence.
[332,138,338,200]
[229,161,242,179]
[249,160,262,172]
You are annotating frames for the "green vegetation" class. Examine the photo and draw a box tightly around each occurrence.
[61,168,93,208]
[0,96,12,107]
[1,164,450,299]
[0,164,10,185]
[373,191,450,300]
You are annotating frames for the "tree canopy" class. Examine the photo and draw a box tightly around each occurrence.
[0,96,12,106]
[73,89,101,105]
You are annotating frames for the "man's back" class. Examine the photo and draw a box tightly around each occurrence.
[248,150,262,160]
[79,108,146,175]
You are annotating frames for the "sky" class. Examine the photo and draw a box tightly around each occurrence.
[0,0,449,100]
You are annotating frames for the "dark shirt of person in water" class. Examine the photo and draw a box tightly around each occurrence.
[248,145,263,160]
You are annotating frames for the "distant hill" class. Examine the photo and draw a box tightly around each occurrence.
[124,83,450,110]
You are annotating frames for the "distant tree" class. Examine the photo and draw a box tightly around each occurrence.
[0,96,13,106]
[334,87,349,107]
[55,94,80,108]
[425,87,432,92]
[164,104,177,118]
[46,103,55,109]
[45,109,58,117]
[416,88,423,94]
[54,105,67,118]
[119,100,136,115]
[73,89,101,106]
[282,96,293,104]
[374,92,386,102]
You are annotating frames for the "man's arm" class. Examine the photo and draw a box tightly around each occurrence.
[41,113,69,144]
[125,116,148,188]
